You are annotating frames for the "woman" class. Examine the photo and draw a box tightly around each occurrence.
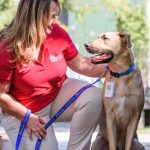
[0,0,105,149]
[0,0,145,150]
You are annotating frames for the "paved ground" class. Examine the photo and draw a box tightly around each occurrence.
[0,122,150,150]
[53,123,150,150]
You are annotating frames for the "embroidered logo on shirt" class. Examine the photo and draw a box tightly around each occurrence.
[50,53,63,62]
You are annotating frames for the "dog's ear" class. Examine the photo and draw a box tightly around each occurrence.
[119,33,132,48]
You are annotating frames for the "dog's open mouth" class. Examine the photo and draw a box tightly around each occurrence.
[90,51,114,64]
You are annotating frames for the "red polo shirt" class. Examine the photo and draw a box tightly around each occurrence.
[0,23,78,112]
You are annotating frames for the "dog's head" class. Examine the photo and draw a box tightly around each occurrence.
[84,32,132,64]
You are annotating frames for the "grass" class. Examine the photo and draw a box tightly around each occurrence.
[137,126,150,134]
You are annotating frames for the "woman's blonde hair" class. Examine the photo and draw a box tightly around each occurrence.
[0,0,60,64]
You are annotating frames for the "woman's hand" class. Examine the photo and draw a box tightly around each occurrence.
[26,113,46,140]
[0,83,47,140]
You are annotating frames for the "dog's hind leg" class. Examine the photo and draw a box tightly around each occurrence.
[106,114,116,150]
[125,113,140,150]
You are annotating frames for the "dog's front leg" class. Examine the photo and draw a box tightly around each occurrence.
[125,113,140,150]
[106,113,116,150]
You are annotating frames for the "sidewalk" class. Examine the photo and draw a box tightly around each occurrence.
[53,122,150,150]
[1,122,150,150]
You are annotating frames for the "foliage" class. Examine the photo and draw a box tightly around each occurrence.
[137,126,150,134]
[0,0,17,30]
[0,0,10,11]
[59,0,99,23]
[105,0,149,69]
[0,0,99,29]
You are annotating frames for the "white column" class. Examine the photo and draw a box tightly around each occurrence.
[147,0,150,88]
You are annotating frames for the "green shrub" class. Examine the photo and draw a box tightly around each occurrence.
[105,0,149,70]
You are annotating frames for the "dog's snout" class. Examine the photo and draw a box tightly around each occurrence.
[84,42,91,48]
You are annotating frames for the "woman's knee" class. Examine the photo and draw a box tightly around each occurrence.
[87,87,103,114]
[76,86,102,107]
[90,86,102,105]
[74,86,103,119]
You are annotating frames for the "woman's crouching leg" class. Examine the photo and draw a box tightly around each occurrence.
[68,86,103,150]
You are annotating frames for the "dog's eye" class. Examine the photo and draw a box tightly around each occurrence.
[101,35,109,40]
[103,37,109,40]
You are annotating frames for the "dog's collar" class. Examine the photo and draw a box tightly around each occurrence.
[105,63,135,78]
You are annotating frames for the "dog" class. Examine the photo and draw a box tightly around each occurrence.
[84,32,144,150]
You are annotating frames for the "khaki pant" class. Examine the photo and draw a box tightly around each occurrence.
[0,78,102,150]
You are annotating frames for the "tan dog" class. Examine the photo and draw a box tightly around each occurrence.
[85,32,144,150]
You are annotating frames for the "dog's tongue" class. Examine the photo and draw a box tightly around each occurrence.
[91,53,111,62]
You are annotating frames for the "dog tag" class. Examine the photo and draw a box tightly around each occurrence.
[104,82,115,98]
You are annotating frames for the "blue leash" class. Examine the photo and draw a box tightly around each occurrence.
[35,78,100,150]
[16,109,31,150]
[16,78,101,150]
